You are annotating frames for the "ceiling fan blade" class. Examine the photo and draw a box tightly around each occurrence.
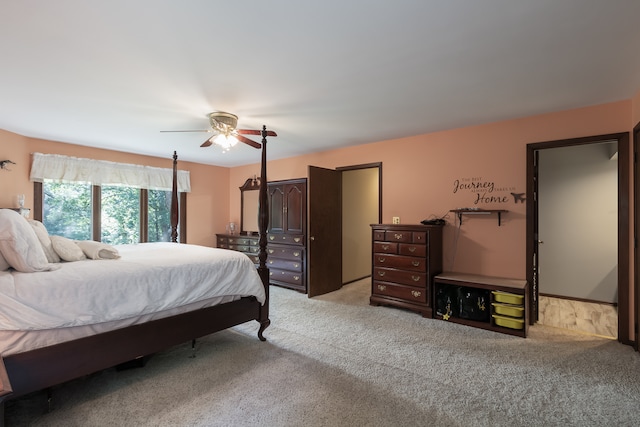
[200,137,213,147]
[236,129,277,137]
[160,129,213,133]
[236,134,262,149]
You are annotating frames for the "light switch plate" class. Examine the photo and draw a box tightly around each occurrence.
[392,216,400,224]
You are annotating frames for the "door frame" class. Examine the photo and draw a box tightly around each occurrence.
[526,132,630,344]
[633,122,640,350]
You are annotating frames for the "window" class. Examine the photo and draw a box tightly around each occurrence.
[101,185,141,244]
[32,153,190,243]
[41,181,177,243]
[43,181,92,240]
[148,189,174,242]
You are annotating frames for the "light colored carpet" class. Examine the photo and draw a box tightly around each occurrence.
[5,279,640,426]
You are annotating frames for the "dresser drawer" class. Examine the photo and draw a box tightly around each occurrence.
[229,244,259,253]
[372,229,386,241]
[227,237,257,246]
[373,267,426,287]
[268,258,303,272]
[268,246,304,261]
[373,241,398,254]
[270,268,304,286]
[372,281,427,303]
[268,234,305,245]
[373,253,427,272]
[412,231,428,243]
[385,230,412,243]
[398,243,426,257]
[217,236,229,245]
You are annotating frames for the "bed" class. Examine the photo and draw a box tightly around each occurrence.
[0,133,272,424]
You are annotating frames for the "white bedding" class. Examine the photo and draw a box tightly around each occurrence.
[0,242,265,333]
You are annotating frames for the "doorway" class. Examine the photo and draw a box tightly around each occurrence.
[306,163,381,297]
[526,132,630,344]
[339,163,382,285]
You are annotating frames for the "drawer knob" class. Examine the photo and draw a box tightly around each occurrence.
[293,263,300,268]
[294,237,301,242]
[394,233,403,240]
[412,275,420,282]
[293,276,300,281]
[377,284,386,291]
[268,249,274,254]
[408,246,416,253]
[269,236,275,240]
[377,271,386,277]
[382,244,390,251]
[411,290,422,298]
[411,261,420,267]
[378,257,386,263]
[294,252,300,257]
[269,260,274,264]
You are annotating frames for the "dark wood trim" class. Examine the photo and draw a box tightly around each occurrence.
[92,185,101,241]
[32,182,43,222]
[633,121,640,351]
[140,189,148,243]
[179,192,187,243]
[526,132,630,346]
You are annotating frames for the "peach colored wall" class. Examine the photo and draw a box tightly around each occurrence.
[0,129,229,247]
[232,100,631,280]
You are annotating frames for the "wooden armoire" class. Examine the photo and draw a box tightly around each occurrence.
[267,178,307,292]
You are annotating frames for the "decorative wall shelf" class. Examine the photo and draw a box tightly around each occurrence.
[450,209,508,226]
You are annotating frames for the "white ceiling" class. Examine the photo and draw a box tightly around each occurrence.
[1,1,639,167]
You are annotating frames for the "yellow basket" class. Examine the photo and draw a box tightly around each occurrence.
[492,314,524,330]
[492,302,524,318]
[491,291,524,305]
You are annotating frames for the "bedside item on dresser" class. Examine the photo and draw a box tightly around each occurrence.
[370,223,443,317]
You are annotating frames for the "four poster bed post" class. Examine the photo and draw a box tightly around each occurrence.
[0,129,272,425]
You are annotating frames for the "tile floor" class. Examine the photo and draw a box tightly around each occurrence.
[537,295,618,339]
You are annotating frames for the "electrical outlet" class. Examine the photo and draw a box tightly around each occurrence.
[392,216,400,224]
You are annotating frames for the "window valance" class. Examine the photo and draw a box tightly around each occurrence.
[29,153,191,192]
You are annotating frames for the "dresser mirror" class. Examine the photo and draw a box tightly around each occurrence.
[240,176,260,235]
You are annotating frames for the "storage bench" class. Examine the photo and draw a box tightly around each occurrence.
[433,272,528,337]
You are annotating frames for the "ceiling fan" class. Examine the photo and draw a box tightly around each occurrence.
[160,112,277,151]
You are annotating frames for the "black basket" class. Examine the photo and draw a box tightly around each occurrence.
[457,287,490,322]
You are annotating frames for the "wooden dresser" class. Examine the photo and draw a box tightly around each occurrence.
[216,234,260,265]
[370,224,443,317]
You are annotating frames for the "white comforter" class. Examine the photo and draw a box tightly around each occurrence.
[0,242,265,331]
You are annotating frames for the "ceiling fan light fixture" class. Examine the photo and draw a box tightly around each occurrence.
[208,111,238,133]
[213,133,238,152]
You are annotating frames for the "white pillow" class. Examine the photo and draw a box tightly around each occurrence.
[28,219,61,263]
[0,209,57,272]
[50,235,87,262]
[0,250,10,271]
[75,240,121,260]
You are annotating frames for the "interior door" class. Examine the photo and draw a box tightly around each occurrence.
[307,165,342,297]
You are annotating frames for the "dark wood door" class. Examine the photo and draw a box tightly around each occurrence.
[307,165,342,297]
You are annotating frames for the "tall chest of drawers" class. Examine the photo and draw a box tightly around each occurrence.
[370,224,443,317]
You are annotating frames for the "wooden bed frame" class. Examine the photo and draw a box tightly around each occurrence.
[0,129,272,424]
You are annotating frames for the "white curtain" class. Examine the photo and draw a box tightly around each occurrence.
[29,153,191,192]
